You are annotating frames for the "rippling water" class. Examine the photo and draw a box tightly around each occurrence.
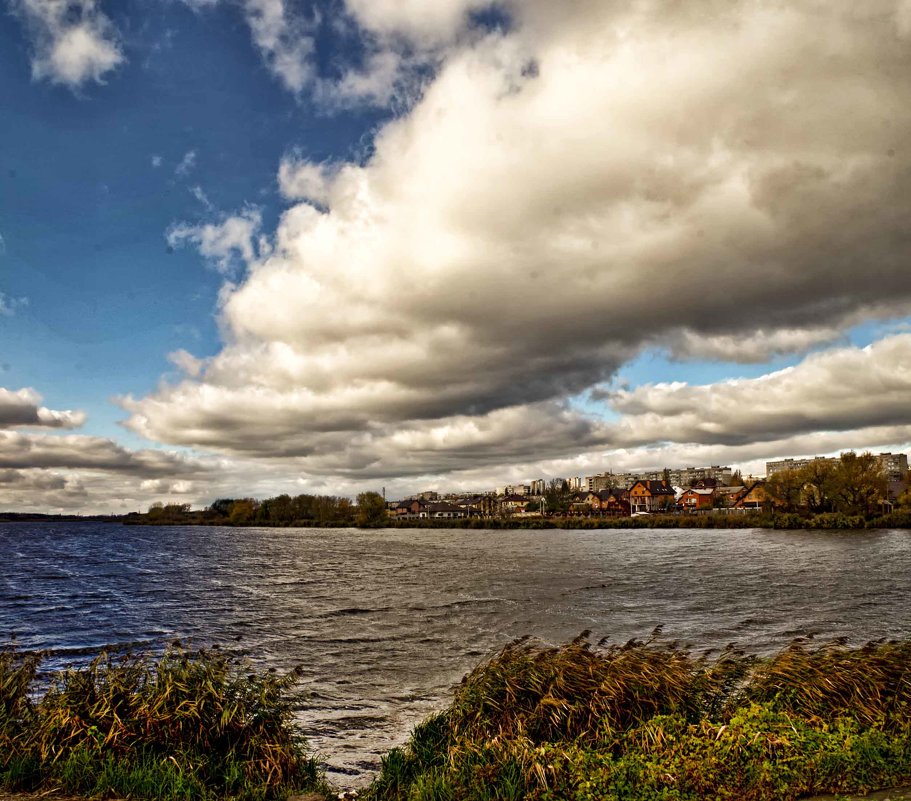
[3,522,911,784]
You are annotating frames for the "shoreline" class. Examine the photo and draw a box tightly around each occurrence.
[6,514,910,530]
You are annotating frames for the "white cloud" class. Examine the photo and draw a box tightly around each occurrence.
[121,1,911,487]
[602,335,911,449]
[175,149,197,177]
[166,208,262,275]
[11,0,123,89]
[151,154,163,168]
[344,0,496,45]
[189,185,214,210]
[664,327,846,364]
[277,156,336,204]
[241,0,316,93]
[0,387,85,429]
[168,348,205,378]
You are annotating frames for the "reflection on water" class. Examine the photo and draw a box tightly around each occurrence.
[3,523,910,783]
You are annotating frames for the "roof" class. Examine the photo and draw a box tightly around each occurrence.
[426,502,465,513]
[630,480,675,495]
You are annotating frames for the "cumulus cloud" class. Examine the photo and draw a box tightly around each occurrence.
[277,156,336,205]
[166,209,262,274]
[0,385,222,513]
[602,335,911,449]
[0,387,85,429]
[127,1,911,487]
[11,0,123,88]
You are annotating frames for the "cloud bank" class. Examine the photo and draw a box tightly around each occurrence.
[127,1,911,486]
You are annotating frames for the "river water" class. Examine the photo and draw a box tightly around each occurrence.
[3,523,910,784]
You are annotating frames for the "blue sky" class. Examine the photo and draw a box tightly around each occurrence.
[2,1,911,512]
[0,0,384,443]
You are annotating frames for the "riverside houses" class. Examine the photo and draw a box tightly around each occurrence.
[628,480,676,513]
[585,489,631,516]
[678,487,716,511]
[734,481,779,511]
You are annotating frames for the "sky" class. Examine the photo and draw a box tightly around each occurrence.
[2,0,911,513]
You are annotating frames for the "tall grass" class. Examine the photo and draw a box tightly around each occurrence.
[363,634,911,801]
[0,643,331,801]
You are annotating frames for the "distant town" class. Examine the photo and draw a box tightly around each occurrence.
[22,449,902,529]
[384,451,910,521]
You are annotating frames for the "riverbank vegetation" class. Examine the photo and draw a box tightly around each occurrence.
[0,645,331,801]
[363,634,911,801]
[3,636,911,800]
[122,504,911,530]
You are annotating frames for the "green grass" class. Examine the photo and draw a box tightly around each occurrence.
[361,634,911,801]
[0,643,332,801]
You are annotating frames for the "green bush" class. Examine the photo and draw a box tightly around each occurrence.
[0,644,331,801]
[363,635,911,801]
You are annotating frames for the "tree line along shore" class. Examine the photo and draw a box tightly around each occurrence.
[123,451,911,530]
[3,634,911,801]
[2,452,908,530]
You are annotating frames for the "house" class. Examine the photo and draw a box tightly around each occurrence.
[425,502,467,519]
[734,481,778,511]
[501,494,530,513]
[678,487,715,511]
[715,485,745,509]
[585,489,631,516]
[628,480,676,514]
[392,499,429,519]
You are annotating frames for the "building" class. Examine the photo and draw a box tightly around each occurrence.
[585,489,630,516]
[628,480,675,513]
[734,482,779,511]
[678,487,716,511]
[766,457,835,476]
[766,452,908,483]
[425,502,467,519]
[586,466,734,491]
[877,452,909,483]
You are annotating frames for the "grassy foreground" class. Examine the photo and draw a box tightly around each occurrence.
[362,633,911,801]
[0,645,332,801]
[3,636,911,801]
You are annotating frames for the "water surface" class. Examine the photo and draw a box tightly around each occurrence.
[3,523,910,783]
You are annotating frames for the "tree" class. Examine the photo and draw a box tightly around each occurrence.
[765,469,803,512]
[228,498,257,525]
[831,451,887,516]
[544,478,571,515]
[209,498,236,518]
[356,492,388,528]
[729,470,743,487]
[798,460,836,514]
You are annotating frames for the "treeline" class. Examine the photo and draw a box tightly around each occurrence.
[129,491,388,528]
[385,510,911,530]
[765,451,908,516]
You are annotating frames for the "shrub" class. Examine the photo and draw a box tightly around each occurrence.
[0,644,330,801]
[363,635,911,801]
